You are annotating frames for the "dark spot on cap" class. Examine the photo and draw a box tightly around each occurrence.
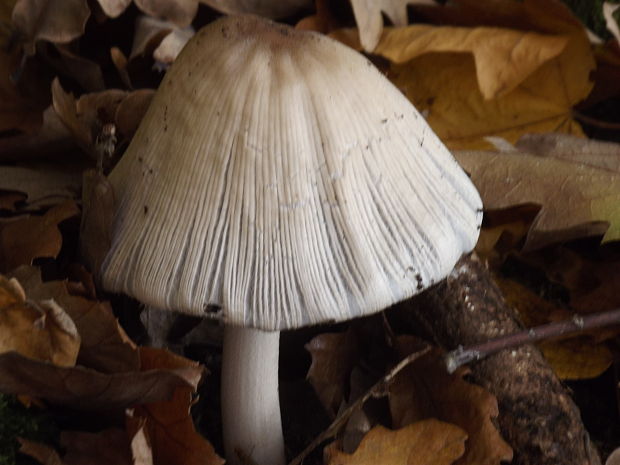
[221,26,229,38]
[415,273,424,290]
[144,205,148,214]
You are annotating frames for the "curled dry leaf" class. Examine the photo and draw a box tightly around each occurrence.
[390,339,513,465]
[325,419,467,465]
[18,438,65,465]
[10,265,139,373]
[0,275,80,367]
[0,200,79,273]
[0,349,201,410]
[134,0,197,28]
[454,149,620,248]
[114,89,154,138]
[153,26,194,66]
[11,0,90,54]
[305,329,361,418]
[127,347,223,465]
[200,0,312,19]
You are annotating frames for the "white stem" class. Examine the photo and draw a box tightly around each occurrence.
[221,326,285,465]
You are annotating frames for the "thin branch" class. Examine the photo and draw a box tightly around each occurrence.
[444,308,620,373]
[572,111,620,130]
[288,346,431,465]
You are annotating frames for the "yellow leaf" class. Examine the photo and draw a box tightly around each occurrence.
[454,150,620,248]
[325,420,467,465]
[539,338,613,380]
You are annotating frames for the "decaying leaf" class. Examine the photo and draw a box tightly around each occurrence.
[454,149,620,248]
[306,329,361,418]
[0,162,82,209]
[325,419,467,465]
[11,0,90,54]
[153,26,194,66]
[0,275,80,367]
[10,265,139,373]
[0,200,79,272]
[19,438,65,465]
[128,347,223,465]
[0,349,201,410]
[390,339,513,465]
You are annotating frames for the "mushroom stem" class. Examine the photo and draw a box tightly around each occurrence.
[222,326,285,465]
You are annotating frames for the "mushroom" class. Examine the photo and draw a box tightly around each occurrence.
[97,15,482,465]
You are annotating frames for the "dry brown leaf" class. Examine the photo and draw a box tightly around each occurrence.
[11,0,90,54]
[10,265,139,373]
[129,347,223,465]
[349,0,436,52]
[0,349,201,409]
[200,0,312,19]
[114,89,154,138]
[134,0,197,28]
[390,340,513,465]
[0,106,73,162]
[0,275,80,366]
[128,418,154,465]
[19,438,65,465]
[60,429,133,465]
[495,276,613,380]
[153,26,194,66]
[325,419,467,465]
[515,133,620,172]
[110,47,132,89]
[305,329,361,418]
[0,200,79,272]
[41,44,105,92]
[0,162,82,209]
[334,25,568,99]
[454,150,620,248]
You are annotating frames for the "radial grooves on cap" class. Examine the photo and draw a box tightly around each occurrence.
[101,16,482,331]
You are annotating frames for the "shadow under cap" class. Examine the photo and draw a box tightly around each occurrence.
[100,15,483,331]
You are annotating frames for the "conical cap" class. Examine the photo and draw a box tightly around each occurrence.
[101,15,482,331]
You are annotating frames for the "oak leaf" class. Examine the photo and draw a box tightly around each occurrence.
[325,419,467,465]
[454,149,620,248]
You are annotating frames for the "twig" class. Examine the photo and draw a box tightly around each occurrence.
[444,308,620,373]
[572,111,620,130]
[288,346,431,465]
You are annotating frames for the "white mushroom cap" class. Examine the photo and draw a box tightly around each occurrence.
[101,15,482,331]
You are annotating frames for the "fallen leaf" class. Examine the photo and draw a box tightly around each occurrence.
[454,150,620,248]
[390,340,513,465]
[129,347,223,465]
[10,265,139,373]
[0,275,80,367]
[334,25,568,99]
[515,133,620,172]
[18,438,65,465]
[0,106,73,163]
[110,47,132,89]
[40,43,105,92]
[11,0,90,54]
[153,26,194,66]
[603,2,620,44]
[114,89,154,138]
[325,419,467,465]
[334,0,595,149]
[538,338,613,380]
[127,418,154,465]
[0,350,201,410]
[0,162,82,209]
[134,0,197,28]
[0,200,79,272]
[349,0,437,52]
[200,0,312,19]
[60,429,133,465]
[305,329,361,418]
